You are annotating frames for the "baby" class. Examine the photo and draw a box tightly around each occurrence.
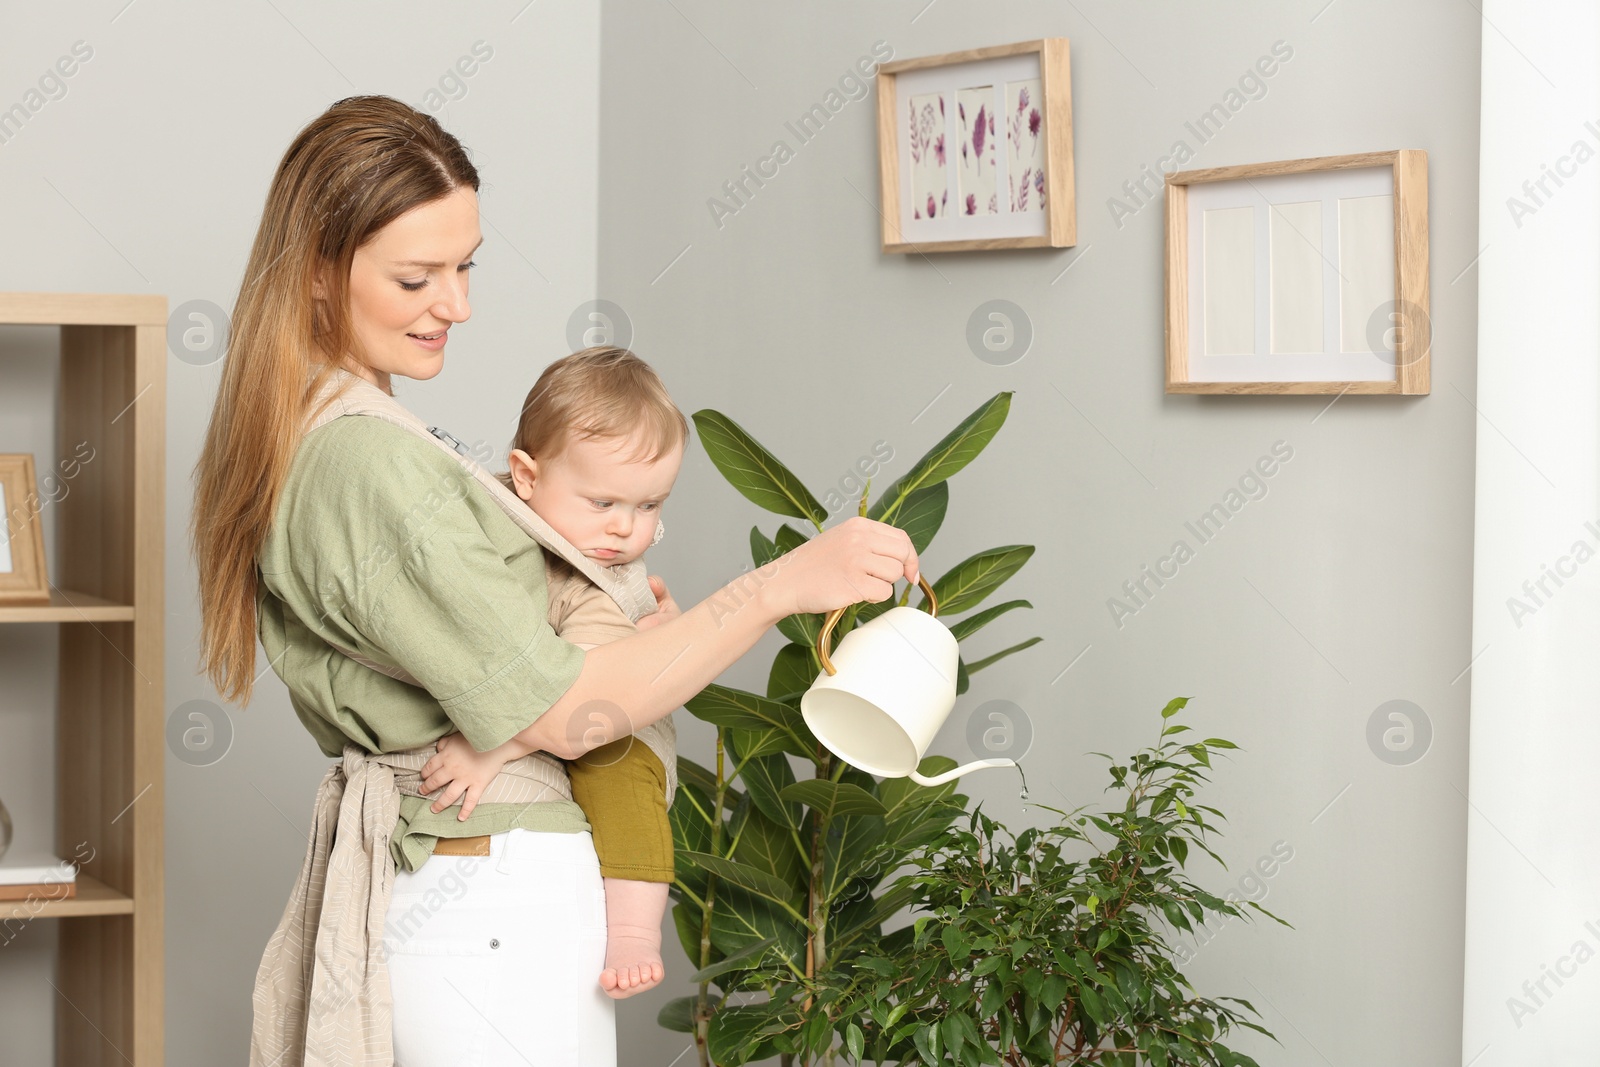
[424,345,686,1000]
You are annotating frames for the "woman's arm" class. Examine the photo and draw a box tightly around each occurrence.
[518,515,918,760]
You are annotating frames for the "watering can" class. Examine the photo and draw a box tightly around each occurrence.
[800,574,1020,787]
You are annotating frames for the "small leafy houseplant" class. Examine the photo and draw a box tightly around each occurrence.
[772,699,1291,1066]
[662,392,1043,1067]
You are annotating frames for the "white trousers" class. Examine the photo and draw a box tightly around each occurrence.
[383,828,616,1066]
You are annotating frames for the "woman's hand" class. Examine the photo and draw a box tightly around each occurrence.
[420,731,520,821]
[635,574,679,632]
[766,516,920,618]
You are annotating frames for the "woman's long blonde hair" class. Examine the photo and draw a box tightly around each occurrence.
[190,95,480,706]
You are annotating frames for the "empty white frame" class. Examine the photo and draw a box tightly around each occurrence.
[1166,151,1429,395]
[876,39,1076,253]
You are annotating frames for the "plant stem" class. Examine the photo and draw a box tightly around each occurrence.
[801,748,832,1065]
[694,728,728,1067]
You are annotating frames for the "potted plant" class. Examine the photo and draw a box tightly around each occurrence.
[741,699,1291,1066]
[661,392,1043,1067]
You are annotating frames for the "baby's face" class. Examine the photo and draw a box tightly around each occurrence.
[509,430,683,567]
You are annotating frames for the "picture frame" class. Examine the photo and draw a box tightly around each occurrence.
[876,38,1076,253]
[0,454,50,606]
[1164,150,1430,396]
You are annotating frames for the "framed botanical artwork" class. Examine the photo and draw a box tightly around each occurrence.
[0,454,49,606]
[876,38,1076,253]
[1165,150,1430,395]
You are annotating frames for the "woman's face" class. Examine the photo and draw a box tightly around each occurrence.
[323,186,482,394]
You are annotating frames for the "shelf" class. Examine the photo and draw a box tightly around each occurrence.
[0,292,166,327]
[0,588,136,623]
[1,875,133,921]
[0,291,166,1064]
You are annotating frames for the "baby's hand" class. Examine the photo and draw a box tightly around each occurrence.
[420,731,512,820]
[635,574,679,632]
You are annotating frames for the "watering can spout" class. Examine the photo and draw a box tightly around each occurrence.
[908,758,1020,788]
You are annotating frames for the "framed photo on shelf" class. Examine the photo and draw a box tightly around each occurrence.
[0,453,49,606]
[1165,150,1430,395]
[876,38,1076,253]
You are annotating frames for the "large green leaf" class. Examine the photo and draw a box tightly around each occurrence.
[877,768,962,826]
[829,880,921,960]
[823,812,888,904]
[867,392,1011,524]
[670,901,711,973]
[708,881,807,968]
[669,780,716,853]
[726,725,793,761]
[731,804,807,888]
[878,772,961,840]
[681,849,798,907]
[779,779,887,820]
[688,935,779,984]
[685,684,812,757]
[657,993,698,1033]
[841,880,919,943]
[670,780,716,903]
[896,481,950,555]
[948,598,1032,642]
[708,1002,789,1066]
[693,410,826,525]
[675,756,744,811]
[767,642,816,701]
[749,525,778,569]
[828,883,886,953]
[967,636,1044,673]
[737,749,804,832]
[920,544,1036,616]
[880,756,969,853]
[776,612,822,648]
[773,523,808,553]
[837,762,879,795]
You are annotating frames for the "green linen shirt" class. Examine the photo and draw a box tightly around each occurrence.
[256,412,593,870]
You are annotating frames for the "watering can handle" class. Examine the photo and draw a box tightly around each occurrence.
[815,573,938,676]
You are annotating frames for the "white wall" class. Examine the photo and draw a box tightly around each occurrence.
[596,1,1482,1064]
[1464,2,1600,1061]
[0,2,603,1063]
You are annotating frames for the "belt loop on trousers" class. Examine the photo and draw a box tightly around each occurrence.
[495,829,518,874]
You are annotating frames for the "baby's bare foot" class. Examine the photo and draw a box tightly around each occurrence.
[599,931,665,999]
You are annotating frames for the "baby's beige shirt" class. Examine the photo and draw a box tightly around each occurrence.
[544,553,675,882]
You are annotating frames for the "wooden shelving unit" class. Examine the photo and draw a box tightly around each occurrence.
[0,292,165,1066]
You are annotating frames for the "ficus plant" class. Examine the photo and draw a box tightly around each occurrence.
[660,392,1042,1067]
[785,698,1291,1066]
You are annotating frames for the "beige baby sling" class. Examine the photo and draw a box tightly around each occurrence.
[249,367,677,1067]
[300,367,678,799]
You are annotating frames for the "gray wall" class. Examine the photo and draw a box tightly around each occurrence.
[0,0,1480,1063]
[596,1,1480,1064]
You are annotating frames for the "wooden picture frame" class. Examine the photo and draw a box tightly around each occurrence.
[0,454,49,605]
[876,38,1076,253]
[1165,150,1429,395]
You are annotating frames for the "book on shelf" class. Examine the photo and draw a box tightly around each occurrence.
[0,854,78,901]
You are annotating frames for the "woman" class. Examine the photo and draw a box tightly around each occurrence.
[190,95,919,1067]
